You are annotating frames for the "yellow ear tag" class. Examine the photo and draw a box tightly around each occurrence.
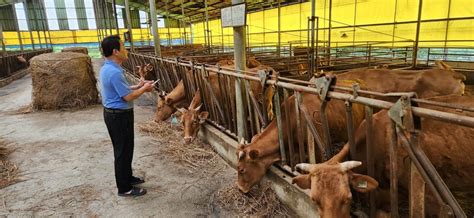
[357,180,368,189]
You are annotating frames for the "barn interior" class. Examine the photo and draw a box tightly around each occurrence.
[1,0,474,217]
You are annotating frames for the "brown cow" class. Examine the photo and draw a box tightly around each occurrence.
[154,80,186,122]
[294,95,474,217]
[335,61,466,98]
[236,84,366,193]
[178,91,209,144]
[178,63,275,143]
[292,145,378,218]
[236,63,465,193]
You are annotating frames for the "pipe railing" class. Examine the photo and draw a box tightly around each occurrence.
[123,52,472,217]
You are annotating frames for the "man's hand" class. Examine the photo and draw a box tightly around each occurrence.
[123,80,155,102]
[141,81,154,92]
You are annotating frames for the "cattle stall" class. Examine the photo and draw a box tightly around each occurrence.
[0,49,52,79]
[123,52,473,217]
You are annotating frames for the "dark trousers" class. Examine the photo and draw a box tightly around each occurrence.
[103,108,134,193]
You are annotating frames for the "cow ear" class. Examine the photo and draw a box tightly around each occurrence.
[250,133,261,143]
[292,174,311,190]
[350,173,379,193]
[249,150,259,160]
[198,111,209,124]
[165,97,173,105]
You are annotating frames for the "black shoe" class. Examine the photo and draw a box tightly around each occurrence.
[118,187,147,197]
[131,176,145,185]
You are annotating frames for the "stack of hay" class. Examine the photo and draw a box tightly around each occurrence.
[30,52,99,110]
[61,47,88,55]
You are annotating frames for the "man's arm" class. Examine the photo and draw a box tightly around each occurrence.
[123,81,154,102]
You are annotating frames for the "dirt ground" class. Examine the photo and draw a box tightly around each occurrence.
[0,58,240,217]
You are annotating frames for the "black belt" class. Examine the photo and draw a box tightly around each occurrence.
[104,107,133,113]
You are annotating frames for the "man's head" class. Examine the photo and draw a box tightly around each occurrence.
[101,35,128,62]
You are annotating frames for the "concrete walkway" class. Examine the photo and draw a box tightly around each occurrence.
[0,59,237,216]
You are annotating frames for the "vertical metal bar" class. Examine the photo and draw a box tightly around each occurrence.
[111,0,119,35]
[233,0,247,140]
[426,48,430,65]
[40,0,53,49]
[353,0,357,48]
[309,0,315,75]
[23,0,35,50]
[307,125,316,163]
[389,121,399,218]
[149,0,162,56]
[277,0,281,57]
[30,0,43,48]
[204,0,210,51]
[392,0,398,48]
[166,0,171,46]
[320,101,331,156]
[181,0,186,45]
[124,0,134,52]
[327,0,332,66]
[443,0,452,58]
[346,102,355,159]
[412,0,423,68]
[315,17,319,73]
[295,91,305,164]
[273,87,287,165]
[364,106,376,218]
[12,4,24,51]
[409,160,425,218]
[0,24,5,55]
[36,0,49,49]
[283,89,294,167]
[104,0,113,35]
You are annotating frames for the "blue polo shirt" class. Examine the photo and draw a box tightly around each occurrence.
[99,59,133,109]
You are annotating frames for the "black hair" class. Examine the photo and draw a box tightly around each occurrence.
[101,35,121,57]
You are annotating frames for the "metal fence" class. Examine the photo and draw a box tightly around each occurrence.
[0,49,52,79]
[123,51,473,217]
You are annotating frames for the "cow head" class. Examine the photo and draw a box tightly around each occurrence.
[236,135,280,193]
[154,91,176,122]
[292,145,378,218]
[17,55,27,64]
[179,104,209,144]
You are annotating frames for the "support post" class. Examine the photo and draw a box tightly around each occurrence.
[277,0,281,57]
[112,0,120,35]
[0,24,6,55]
[232,0,247,140]
[23,0,35,50]
[149,0,161,56]
[124,0,134,52]
[412,0,423,68]
[12,4,24,51]
[328,0,332,66]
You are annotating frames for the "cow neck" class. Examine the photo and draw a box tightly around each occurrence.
[245,122,280,158]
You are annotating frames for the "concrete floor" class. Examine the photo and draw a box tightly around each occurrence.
[0,58,238,217]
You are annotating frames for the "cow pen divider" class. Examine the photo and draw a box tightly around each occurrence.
[124,52,472,217]
[0,49,52,79]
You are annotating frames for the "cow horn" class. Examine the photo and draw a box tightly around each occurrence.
[238,151,245,159]
[194,104,203,111]
[239,138,245,145]
[295,163,313,172]
[340,161,362,172]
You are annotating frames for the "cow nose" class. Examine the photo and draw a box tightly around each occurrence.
[184,136,193,144]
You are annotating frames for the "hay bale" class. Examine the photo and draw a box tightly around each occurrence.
[30,52,99,110]
[61,47,88,55]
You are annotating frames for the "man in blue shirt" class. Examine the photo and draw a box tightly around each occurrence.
[99,35,153,197]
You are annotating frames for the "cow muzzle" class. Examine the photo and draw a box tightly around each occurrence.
[184,136,194,144]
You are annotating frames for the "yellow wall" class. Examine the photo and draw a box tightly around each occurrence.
[192,0,474,47]
[3,0,473,47]
[3,27,191,46]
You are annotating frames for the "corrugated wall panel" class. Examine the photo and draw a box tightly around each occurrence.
[75,0,88,30]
